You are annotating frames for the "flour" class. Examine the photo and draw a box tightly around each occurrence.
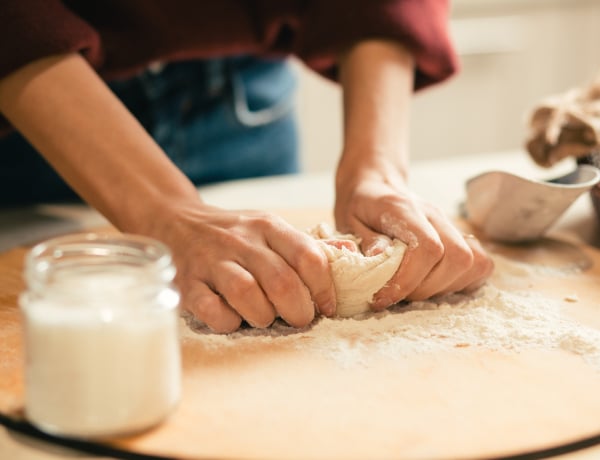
[21,268,181,437]
[182,254,600,371]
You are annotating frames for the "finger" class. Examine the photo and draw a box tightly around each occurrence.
[264,223,337,320]
[438,236,495,295]
[406,222,474,301]
[239,248,317,327]
[184,282,242,334]
[210,261,277,329]
[370,216,443,310]
[343,218,392,256]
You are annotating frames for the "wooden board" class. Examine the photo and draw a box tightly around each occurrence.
[2,209,600,459]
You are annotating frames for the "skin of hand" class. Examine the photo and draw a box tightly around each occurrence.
[154,203,337,332]
[0,53,337,333]
[335,40,495,310]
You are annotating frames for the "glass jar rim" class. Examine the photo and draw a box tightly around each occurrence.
[25,232,176,288]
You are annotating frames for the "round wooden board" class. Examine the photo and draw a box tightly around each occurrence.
[113,339,600,460]
[1,210,600,459]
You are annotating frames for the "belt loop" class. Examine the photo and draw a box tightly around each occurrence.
[205,58,227,98]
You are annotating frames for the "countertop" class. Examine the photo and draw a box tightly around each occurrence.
[2,149,600,460]
[3,149,597,250]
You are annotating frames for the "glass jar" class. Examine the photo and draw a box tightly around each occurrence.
[19,233,181,438]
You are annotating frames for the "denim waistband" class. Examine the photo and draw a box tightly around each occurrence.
[0,56,299,206]
[109,55,294,102]
[109,57,229,106]
[108,55,297,136]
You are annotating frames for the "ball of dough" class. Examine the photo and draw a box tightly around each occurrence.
[308,223,406,318]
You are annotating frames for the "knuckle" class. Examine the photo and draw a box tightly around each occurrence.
[226,272,256,299]
[217,228,246,249]
[296,245,329,274]
[470,249,495,277]
[449,243,475,269]
[189,293,241,334]
[183,288,210,316]
[266,274,295,300]
[479,256,495,277]
[424,202,445,218]
[249,211,283,231]
[420,237,444,262]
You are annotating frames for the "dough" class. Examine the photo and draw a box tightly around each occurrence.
[308,223,406,318]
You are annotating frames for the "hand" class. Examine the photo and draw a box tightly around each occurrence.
[0,53,336,334]
[151,201,337,333]
[334,39,492,311]
[335,165,494,310]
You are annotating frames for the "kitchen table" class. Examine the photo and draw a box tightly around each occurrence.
[2,150,600,460]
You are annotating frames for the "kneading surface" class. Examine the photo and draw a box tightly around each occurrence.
[309,223,406,317]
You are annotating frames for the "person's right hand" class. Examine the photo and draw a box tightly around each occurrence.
[149,201,337,333]
[0,53,337,334]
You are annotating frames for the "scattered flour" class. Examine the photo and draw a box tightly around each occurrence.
[182,255,600,371]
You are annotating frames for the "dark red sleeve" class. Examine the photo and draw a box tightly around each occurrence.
[0,1,457,90]
[0,0,101,81]
[255,0,459,90]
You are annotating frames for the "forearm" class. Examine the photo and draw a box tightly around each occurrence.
[0,53,200,233]
[337,40,415,183]
[332,40,493,306]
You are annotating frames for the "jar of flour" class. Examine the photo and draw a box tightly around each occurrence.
[20,233,181,438]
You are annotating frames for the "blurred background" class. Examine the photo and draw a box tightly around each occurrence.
[295,0,600,172]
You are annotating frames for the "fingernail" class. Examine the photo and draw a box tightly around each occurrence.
[370,295,394,311]
[319,300,336,317]
[370,301,387,311]
[365,236,391,256]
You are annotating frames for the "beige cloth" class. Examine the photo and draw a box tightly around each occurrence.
[526,74,600,167]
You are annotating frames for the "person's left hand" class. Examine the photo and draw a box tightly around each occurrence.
[334,164,494,311]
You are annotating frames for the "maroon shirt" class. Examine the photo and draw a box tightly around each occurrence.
[0,1,458,134]
[1,0,458,88]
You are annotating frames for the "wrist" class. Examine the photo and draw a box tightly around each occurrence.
[336,149,408,191]
[338,38,413,191]
[114,181,204,237]
[334,153,410,220]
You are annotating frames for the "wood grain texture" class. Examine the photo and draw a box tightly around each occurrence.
[1,210,600,459]
[0,247,26,414]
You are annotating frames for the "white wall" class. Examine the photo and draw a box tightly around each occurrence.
[295,0,600,173]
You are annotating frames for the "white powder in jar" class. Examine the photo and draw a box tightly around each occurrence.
[21,267,181,438]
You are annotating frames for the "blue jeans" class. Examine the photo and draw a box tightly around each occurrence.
[0,56,299,206]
